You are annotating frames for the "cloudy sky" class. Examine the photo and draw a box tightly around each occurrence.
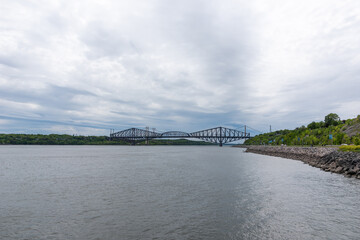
[1,0,360,135]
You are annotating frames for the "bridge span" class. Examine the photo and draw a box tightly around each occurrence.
[110,126,250,146]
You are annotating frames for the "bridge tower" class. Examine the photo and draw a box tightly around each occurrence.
[145,126,149,145]
[219,126,223,147]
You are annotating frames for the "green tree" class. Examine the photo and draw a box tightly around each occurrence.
[307,121,318,129]
[353,136,360,145]
[343,134,351,144]
[324,113,340,127]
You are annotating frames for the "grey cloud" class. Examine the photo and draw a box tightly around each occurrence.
[0,56,24,69]
[0,83,96,110]
[81,23,138,59]
[156,0,254,82]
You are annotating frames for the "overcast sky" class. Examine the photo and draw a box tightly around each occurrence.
[1,0,360,135]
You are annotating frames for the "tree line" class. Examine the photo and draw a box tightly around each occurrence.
[0,134,213,145]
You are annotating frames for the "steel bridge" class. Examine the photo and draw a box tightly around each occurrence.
[110,126,250,146]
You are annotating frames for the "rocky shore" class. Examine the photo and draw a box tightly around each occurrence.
[242,146,360,179]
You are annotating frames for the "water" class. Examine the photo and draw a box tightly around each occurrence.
[1,145,360,240]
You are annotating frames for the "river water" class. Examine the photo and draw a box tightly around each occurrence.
[1,145,360,240]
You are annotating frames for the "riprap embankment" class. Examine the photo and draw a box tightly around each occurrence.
[242,146,360,179]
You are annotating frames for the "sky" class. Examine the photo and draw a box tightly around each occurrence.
[1,0,360,136]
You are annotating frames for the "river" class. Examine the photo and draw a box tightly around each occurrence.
[1,145,359,239]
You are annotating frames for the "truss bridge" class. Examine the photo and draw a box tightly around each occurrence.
[110,126,250,146]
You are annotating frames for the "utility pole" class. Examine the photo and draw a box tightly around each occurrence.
[270,125,272,132]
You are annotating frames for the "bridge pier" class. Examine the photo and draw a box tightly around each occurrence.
[219,141,223,147]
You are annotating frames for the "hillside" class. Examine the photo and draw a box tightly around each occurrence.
[244,114,360,146]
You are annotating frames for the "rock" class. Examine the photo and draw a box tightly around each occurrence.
[335,167,343,173]
[347,170,357,175]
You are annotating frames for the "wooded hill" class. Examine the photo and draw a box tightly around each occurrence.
[244,114,360,146]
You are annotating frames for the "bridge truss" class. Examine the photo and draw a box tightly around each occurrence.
[110,126,250,146]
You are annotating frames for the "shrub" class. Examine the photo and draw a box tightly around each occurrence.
[339,145,360,152]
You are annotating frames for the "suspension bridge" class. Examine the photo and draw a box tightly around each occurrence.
[110,126,251,146]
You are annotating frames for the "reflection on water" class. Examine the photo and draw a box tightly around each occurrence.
[1,145,359,239]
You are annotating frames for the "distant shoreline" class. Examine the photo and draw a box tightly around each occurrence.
[0,133,213,145]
